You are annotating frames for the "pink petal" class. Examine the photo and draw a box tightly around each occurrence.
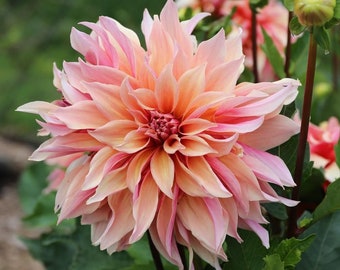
[126,148,153,191]
[89,120,138,148]
[82,146,116,190]
[199,133,238,156]
[205,58,244,93]
[218,154,266,202]
[54,100,108,129]
[155,65,177,113]
[186,156,232,198]
[130,173,159,242]
[163,134,185,154]
[174,64,206,117]
[82,81,132,121]
[149,188,183,269]
[177,196,227,252]
[96,191,134,250]
[239,115,299,150]
[179,135,217,156]
[174,155,212,197]
[179,118,216,135]
[29,133,104,161]
[210,116,264,133]
[86,165,128,204]
[243,145,296,187]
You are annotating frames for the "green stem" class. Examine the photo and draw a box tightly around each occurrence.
[287,30,317,237]
[147,231,164,270]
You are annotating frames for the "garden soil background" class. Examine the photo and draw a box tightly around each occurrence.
[0,136,44,270]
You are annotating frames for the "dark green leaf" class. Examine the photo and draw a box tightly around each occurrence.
[223,230,267,270]
[300,167,325,204]
[263,202,288,220]
[261,28,286,78]
[263,254,284,270]
[313,179,340,222]
[269,134,298,174]
[297,211,340,269]
[281,102,297,118]
[313,26,330,51]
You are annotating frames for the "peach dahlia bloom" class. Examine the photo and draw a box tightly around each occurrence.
[18,0,300,269]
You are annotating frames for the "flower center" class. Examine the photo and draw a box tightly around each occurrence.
[146,110,180,142]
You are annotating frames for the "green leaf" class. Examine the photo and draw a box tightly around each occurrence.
[334,0,340,18]
[300,167,325,204]
[283,0,294,11]
[223,230,268,270]
[313,26,330,51]
[281,102,297,118]
[335,142,340,168]
[273,235,315,268]
[126,235,153,265]
[313,179,340,222]
[23,191,57,227]
[297,211,340,269]
[263,254,284,270]
[263,202,288,220]
[297,211,313,228]
[23,221,134,270]
[261,28,286,78]
[18,162,51,214]
[289,16,306,35]
[269,134,298,174]
[250,0,269,10]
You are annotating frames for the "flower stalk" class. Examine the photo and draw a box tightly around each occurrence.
[147,231,164,270]
[285,11,293,77]
[288,29,318,237]
[251,7,259,82]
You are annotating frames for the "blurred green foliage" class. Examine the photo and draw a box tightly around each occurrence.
[0,0,165,140]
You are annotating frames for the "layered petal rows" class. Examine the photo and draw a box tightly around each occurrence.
[18,1,300,269]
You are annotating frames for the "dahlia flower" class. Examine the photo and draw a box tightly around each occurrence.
[308,117,340,182]
[18,0,300,268]
[176,0,290,81]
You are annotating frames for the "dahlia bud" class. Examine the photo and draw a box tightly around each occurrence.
[294,0,336,26]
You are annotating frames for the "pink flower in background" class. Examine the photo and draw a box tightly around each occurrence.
[18,0,300,269]
[308,117,340,182]
[177,0,290,81]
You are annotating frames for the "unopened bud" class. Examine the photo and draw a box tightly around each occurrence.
[294,0,336,26]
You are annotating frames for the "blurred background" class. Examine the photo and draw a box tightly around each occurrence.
[0,0,165,269]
